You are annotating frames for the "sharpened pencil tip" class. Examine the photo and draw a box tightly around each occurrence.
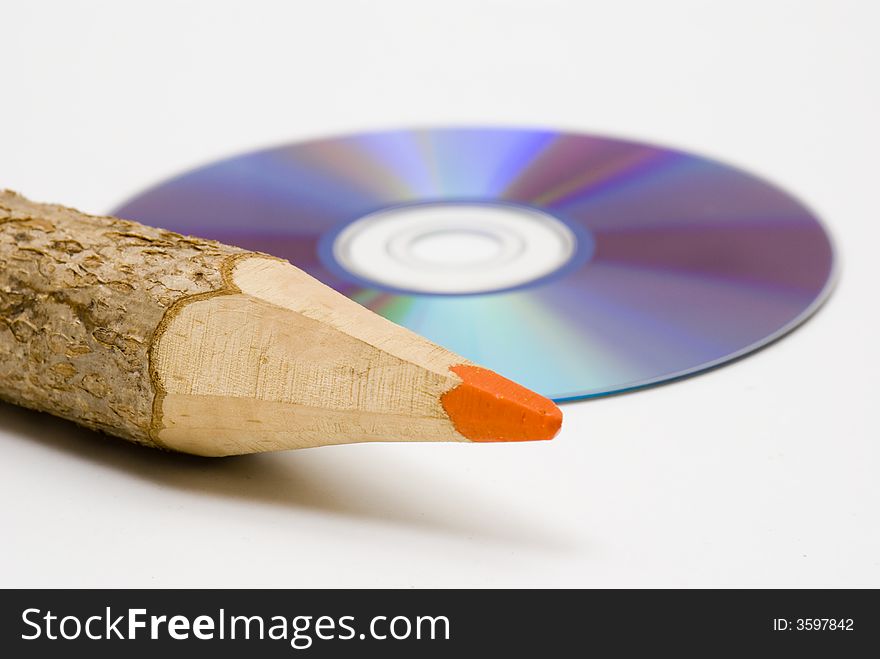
[441,364,562,442]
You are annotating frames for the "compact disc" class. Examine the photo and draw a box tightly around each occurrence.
[113,128,835,401]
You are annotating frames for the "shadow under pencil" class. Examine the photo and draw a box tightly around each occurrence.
[0,401,577,552]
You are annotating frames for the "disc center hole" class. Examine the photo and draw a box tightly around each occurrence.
[406,229,504,268]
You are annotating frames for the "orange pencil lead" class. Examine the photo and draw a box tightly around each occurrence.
[442,365,562,442]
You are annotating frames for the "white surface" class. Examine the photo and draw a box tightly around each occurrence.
[1,0,878,587]
[333,202,576,293]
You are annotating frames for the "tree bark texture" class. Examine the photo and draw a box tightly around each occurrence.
[0,190,249,448]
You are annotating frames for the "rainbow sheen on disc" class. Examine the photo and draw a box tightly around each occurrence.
[113,128,835,401]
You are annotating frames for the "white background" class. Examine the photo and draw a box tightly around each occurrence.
[1,0,878,587]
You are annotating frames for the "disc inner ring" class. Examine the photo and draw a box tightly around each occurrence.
[329,202,580,295]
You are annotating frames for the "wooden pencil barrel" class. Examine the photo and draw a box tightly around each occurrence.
[0,190,561,455]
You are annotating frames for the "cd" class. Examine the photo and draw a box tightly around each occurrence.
[113,128,835,401]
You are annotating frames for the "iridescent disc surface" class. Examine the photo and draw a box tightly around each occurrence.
[113,128,835,401]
